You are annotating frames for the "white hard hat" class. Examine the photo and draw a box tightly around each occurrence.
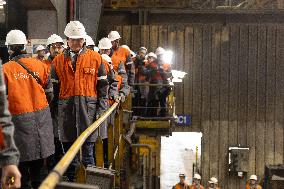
[208,177,218,184]
[139,46,147,52]
[250,175,257,180]
[36,45,45,52]
[86,35,95,46]
[193,173,201,180]
[155,47,166,56]
[98,37,112,50]
[121,45,136,57]
[146,52,157,59]
[94,46,99,52]
[108,31,121,41]
[64,21,86,39]
[6,30,27,45]
[47,34,64,46]
[121,45,130,51]
[101,54,112,63]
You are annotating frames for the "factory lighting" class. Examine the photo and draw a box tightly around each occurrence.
[172,70,187,79]
[0,0,6,5]
[162,50,173,64]
[171,70,187,83]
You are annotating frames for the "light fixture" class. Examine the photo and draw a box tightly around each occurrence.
[162,50,173,64]
[0,0,6,6]
[171,70,187,83]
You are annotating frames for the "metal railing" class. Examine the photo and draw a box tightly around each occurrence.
[39,102,119,189]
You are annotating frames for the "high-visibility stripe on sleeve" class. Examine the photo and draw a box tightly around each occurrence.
[51,79,59,83]
[98,75,107,80]
[126,61,133,65]
[45,87,53,93]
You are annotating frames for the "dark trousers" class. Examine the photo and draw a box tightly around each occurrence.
[47,137,64,171]
[19,159,45,189]
[62,142,95,181]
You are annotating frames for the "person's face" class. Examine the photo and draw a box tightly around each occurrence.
[148,57,155,63]
[111,39,120,49]
[209,183,214,188]
[250,179,256,185]
[68,38,84,52]
[37,50,45,57]
[100,49,111,55]
[194,179,200,184]
[137,50,146,59]
[49,42,64,57]
[179,176,185,184]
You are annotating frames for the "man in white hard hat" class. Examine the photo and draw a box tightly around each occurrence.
[207,177,220,189]
[46,33,65,171]
[35,45,46,61]
[108,31,135,87]
[172,173,190,189]
[4,29,54,188]
[190,173,204,189]
[98,37,130,102]
[0,61,21,188]
[246,175,262,189]
[51,21,108,181]
[46,34,64,64]
[132,47,148,116]
[85,35,96,51]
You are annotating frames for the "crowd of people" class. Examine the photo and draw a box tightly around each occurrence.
[173,173,262,189]
[0,20,174,188]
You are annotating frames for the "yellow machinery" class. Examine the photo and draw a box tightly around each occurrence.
[39,83,175,189]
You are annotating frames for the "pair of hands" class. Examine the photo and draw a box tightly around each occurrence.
[1,165,21,189]
[114,94,125,103]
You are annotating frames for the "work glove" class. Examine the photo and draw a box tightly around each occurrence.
[119,94,126,102]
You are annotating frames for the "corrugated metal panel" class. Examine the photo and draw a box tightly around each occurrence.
[112,24,284,188]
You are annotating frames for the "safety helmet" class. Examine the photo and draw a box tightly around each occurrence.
[98,37,112,50]
[108,31,121,41]
[250,175,257,180]
[47,34,64,46]
[94,46,99,52]
[155,47,165,56]
[36,45,45,52]
[179,173,186,178]
[101,54,112,63]
[86,35,95,46]
[193,173,201,180]
[208,177,218,184]
[139,46,147,52]
[146,52,157,59]
[64,21,86,39]
[6,30,27,45]
[121,45,136,57]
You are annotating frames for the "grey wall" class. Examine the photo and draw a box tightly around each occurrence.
[27,10,57,39]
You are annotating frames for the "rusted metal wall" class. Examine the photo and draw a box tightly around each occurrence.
[111,24,284,188]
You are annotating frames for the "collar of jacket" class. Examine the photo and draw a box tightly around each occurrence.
[64,47,87,58]
[110,47,121,57]
[11,54,31,61]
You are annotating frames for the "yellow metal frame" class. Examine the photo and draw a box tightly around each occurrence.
[39,103,119,189]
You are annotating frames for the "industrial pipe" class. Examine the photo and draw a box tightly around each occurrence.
[131,144,152,189]
[39,102,119,189]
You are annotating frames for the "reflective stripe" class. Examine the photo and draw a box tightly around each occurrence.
[45,87,53,93]
[118,70,126,74]
[98,75,107,80]
[51,79,59,83]
[0,85,6,92]
[126,61,133,65]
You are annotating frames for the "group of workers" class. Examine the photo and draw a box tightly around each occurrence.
[0,19,173,189]
[173,173,262,189]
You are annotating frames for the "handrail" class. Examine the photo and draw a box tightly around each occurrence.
[39,102,119,189]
